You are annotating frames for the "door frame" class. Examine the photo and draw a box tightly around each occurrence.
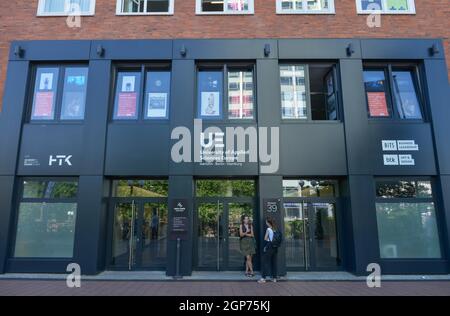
[193,197,258,271]
[282,197,344,271]
[106,197,168,271]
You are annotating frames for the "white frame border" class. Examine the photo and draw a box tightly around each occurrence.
[195,0,255,15]
[276,0,336,14]
[356,0,416,15]
[37,0,96,17]
[116,0,175,16]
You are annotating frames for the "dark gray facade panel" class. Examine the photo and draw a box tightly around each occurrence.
[90,40,173,60]
[9,40,91,61]
[339,59,371,175]
[73,176,108,275]
[105,124,170,176]
[369,123,437,175]
[81,60,112,175]
[424,59,450,175]
[0,61,30,175]
[169,60,195,175]
[256,59,281,127]
[17,124,85,176]
[278,39,361,60]
[0,176,15,273]
[437,175,450,269]
[361,39,445,60]
[280,123,347,176]
[173,39,278,60]
[347,175,379,275]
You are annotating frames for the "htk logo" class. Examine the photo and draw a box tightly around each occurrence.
[49,155,73,166]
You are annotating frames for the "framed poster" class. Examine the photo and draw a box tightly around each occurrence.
[61,67,88,120]
[114,72,140,119]
[368,92,389,117]
[146,92,168,118]
[33,92,54,118]
[200,91,221,117]
[121,76,136,92]
[117,92,137,118]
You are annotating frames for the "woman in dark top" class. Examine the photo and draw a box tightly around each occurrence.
[239,215,256,277]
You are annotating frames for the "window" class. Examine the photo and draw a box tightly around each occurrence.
[375,179,441,259]
[112,180,169,197]
[277,0,335,14]
[113,65,171,120]
[283,179,339,198]
[37,0,96,16]
[280,63,339,120]
[197,64,255,120]
[13,179,78,258]
[116,0,174,15]
[196,0,254,14]
[196,180,255,197]
[364,64,423,120]
[356,0,416,14]
[30,65,89,121]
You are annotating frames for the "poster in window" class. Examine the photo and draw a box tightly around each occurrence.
[147,93,168,118]
[368,92,389,117]
[61,92,85,119]
[39,73,54,91]
[121,76,136,92]
[201,92,221,117]
[117,92,137,118]
[33,92,54,118]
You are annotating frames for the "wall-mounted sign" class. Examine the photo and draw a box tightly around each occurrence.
[263,199,280,215]
[367,92,389,117]
[382,140,419,166]
[170,199,190,240]
[49,155,73,166]
[23,155,40,167]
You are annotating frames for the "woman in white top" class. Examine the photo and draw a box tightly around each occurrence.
[258,217,278,283]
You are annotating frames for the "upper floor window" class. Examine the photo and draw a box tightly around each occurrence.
[363,64,423,120]
[356,0,416,14]
[113,64,171,120]
[280,63,339,121]
[196,0,254,15]
[277,0,335,14]
[197,64,255,120]
[30,65,89,121]
[116,0,174,15]
[37,0,96,16]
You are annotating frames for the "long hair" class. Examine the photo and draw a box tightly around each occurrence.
[266,216,277,230]
[241,215,251,233]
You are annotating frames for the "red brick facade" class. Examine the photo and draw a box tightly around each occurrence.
[0,0,449,111]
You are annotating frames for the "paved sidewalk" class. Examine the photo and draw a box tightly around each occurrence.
[1,279,450,296]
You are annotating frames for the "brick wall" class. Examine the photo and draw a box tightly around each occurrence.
[0,0,449,111]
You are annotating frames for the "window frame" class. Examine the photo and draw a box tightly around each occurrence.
[364,62,425,121]
[196,62,257,122]
[356,0,416,15]
[279,62,341,122]
[276,0,336,14]
[115,0,175,16]
[11,178,79,259]
[111,63,172,122]
[37,0,96,16]
[196,0,255,15]
[373,177,444,260]
[28,64,89,123]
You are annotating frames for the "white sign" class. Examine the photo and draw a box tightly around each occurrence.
[397,140,419,151]
[399,154,415,166]
[383,155,399,166]
[382,140,397,151]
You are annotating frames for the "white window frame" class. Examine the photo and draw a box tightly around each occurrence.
[356,0,416,14]
[116,0,175,15]
[37,0,96,16]
[196,0,255,15]
[276,0,335,14]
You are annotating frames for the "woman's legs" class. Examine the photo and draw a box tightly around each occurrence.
[247,255,253,273]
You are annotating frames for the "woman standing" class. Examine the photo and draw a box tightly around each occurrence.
[258,217,278,283]
[239,215,256,277]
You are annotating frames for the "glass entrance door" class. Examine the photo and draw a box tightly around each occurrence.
[284,202,340,270]
[110,200,168,270]
[196,201,255,271]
